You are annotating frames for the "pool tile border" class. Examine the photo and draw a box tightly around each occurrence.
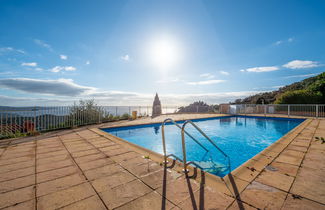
[99,114,231,129]
[1,114,323,209]
[92,115,312,198]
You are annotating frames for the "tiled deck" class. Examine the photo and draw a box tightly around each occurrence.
[0,114,324,209]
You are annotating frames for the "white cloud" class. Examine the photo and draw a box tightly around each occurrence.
[0,47,13,52]
[21,62,37,67]
[0,95,71,106]
[60,54,68,60]
[0,71,16,76]
[64,66,76,71]
[121,55,130,61]
[219,71,230,76]
[0,78,94,96]
[240,69,245,72]
[283,60,319,69]
[50,66,63,73]
[283,73,320,79]
[34,39,53,51]
[50,66,77,73]
[0,47,25,54]
[16,49,25,54]
[274,37,294,46]
[187,80,226,85]
[0,89,262,106]
[199,73,215,79]
[272,85,284,89]
[86,60,90,65]
[0,77,269,105]
[245,66,279,72]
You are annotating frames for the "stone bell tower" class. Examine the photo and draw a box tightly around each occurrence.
[152,93,162,117]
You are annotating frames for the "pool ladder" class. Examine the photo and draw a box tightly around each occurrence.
[161,118,231,174]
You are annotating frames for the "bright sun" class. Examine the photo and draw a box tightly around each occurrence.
[148,36,180,70]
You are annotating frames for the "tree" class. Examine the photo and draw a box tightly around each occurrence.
[69,99,105,125]
[178,101,218,113]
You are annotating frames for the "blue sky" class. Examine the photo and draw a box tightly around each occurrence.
[0,0,324,106]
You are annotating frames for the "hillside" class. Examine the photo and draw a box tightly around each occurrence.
[233,72,325,104]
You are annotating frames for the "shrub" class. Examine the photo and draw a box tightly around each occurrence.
[120,113,130,120]
[0,130,39,140]
[275,90,322,104]
[69,99,104,125]
[178,101,218,113]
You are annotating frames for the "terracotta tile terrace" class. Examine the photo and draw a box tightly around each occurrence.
[0,114,324,210]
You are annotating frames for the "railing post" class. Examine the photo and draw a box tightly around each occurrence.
[5,113,8,136]
[115,106,118,116]
[288,105,290,118]
[161,124,167,163]
[10,112,12,135]
[181,128,188,173]
[34,106,36,132]
[70,108,76,128]
[98,107,101,124]
[0,113,2,135]
[316,105,319,119]
[264,105,266,117]
[244,104,246,115]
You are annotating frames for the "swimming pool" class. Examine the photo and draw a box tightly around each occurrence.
[102,116,304,177]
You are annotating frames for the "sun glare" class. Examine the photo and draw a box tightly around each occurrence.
[148,36,181,70]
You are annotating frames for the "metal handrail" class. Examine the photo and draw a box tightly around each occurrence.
[161,118,208,163]
[181,120,231,173]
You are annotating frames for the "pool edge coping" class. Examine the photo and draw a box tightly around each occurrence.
[98,114,231,129]
[90,115,312,197]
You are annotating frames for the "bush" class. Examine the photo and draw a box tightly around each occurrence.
[275,90,322,104]
[69,99,104,125]
[307,79,325,103]
[68,100,132,125]
[178,101,218,113]
[0,131,39,140]
[120,113,130,120]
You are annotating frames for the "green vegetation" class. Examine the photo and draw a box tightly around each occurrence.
[0,131,39,140]
[0,131,27,140]
[315,136,325,144]
[69,99,131,126]
[0,99,131,140]
[233,72,325,104]
[178,101,219,113]
[69,99,105,125]
[275,90,322,104]
[120,113,131,120]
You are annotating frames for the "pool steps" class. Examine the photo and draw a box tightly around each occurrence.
[161,118,231,175]
[161,118,208,163]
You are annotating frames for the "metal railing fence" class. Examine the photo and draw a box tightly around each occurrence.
[0,105,218,138]
[222,104,325,118]
[1,104,323,139]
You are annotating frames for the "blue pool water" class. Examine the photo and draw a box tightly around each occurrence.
[102,116,304,177]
